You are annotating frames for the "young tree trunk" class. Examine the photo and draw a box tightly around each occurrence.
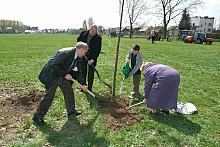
[163,4,167,39]
[113,0,125,96]
[129,23,133,39]
[163,24,167,39]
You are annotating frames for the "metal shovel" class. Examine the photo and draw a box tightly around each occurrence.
[126,101,144,110]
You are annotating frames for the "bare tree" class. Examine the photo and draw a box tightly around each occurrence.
[87,17,95,28]
[82,19,87,30]
[153,0,203,38]
[119,0,122,14]
[125,0,148,39]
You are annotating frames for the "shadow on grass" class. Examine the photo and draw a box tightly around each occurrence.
[150,113,201,135]
[35,114,109,147]
[86,93,201,136]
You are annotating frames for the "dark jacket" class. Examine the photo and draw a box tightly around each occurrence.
[77,31,102,62]
[39,47,78,89]
[131,53,141,75]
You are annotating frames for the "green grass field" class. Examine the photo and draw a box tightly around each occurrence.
[0,34,220,146]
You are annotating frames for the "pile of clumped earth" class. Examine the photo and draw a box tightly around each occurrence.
[0,82,141,140]
[97,95,141,131]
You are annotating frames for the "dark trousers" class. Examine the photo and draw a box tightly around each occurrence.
[34,78,76,119]
[80,58,96,91]
[133,74,141,95]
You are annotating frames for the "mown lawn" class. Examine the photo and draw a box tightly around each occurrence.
[0,34,220,146]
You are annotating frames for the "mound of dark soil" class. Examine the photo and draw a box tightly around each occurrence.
[98,95,141,131]
[0,81,141,139]
[0,86,44,140]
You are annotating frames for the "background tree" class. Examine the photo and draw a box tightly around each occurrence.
[18,21,24,33]
[178,8,192,30]
[97,26,103,34]
[153,0,202,38]
[87,17,95,28]
[124,0,148,39]
[0,19,25,33]
[82,19,87,30]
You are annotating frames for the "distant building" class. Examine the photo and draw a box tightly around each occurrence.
[191,16,214,33]
[108,27,120,35]
[67,28,77,34]
[121,26,130,35]
[121,26,141,35]
[97,26,103,34]
[138,26,150,35]
[31,27,39,31]
[5,27,15,33]
[168,26,179,37]
[25,27,40,34]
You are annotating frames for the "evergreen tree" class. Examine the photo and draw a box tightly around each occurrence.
[178,8,192,30]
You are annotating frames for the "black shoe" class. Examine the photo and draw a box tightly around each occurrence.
[32,116,47,126]
[68,111,82,120]
[160,110,170,115]
[68,111,82,117]
[74,111,82,116]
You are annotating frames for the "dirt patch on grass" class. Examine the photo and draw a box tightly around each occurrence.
[0,81,44,140]
[0,81,141,139]
[98,95,141,131]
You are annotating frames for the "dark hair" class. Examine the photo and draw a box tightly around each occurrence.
[132,44,140,51]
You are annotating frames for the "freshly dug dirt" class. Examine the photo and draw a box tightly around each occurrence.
[0,81,141,140]
[98,95,141,131]
[0,82,44,140]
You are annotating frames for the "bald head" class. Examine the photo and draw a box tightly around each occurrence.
[75,42,88,58]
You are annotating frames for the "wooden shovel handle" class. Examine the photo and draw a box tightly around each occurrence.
[70,79,95,98]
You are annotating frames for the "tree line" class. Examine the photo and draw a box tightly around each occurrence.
[0,19,29,33]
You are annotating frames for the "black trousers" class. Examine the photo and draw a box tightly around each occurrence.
[79,58,96,91]
[34,78,76,119]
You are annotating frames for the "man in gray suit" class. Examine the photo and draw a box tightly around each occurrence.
[33,42,88,125]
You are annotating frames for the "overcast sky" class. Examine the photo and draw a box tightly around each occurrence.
[0,0,219,29]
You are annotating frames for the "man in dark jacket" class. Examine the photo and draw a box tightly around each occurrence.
[33,42,88,125]
[77,24,102,91]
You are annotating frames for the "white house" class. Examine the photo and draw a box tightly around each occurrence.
[191,16,214,33]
